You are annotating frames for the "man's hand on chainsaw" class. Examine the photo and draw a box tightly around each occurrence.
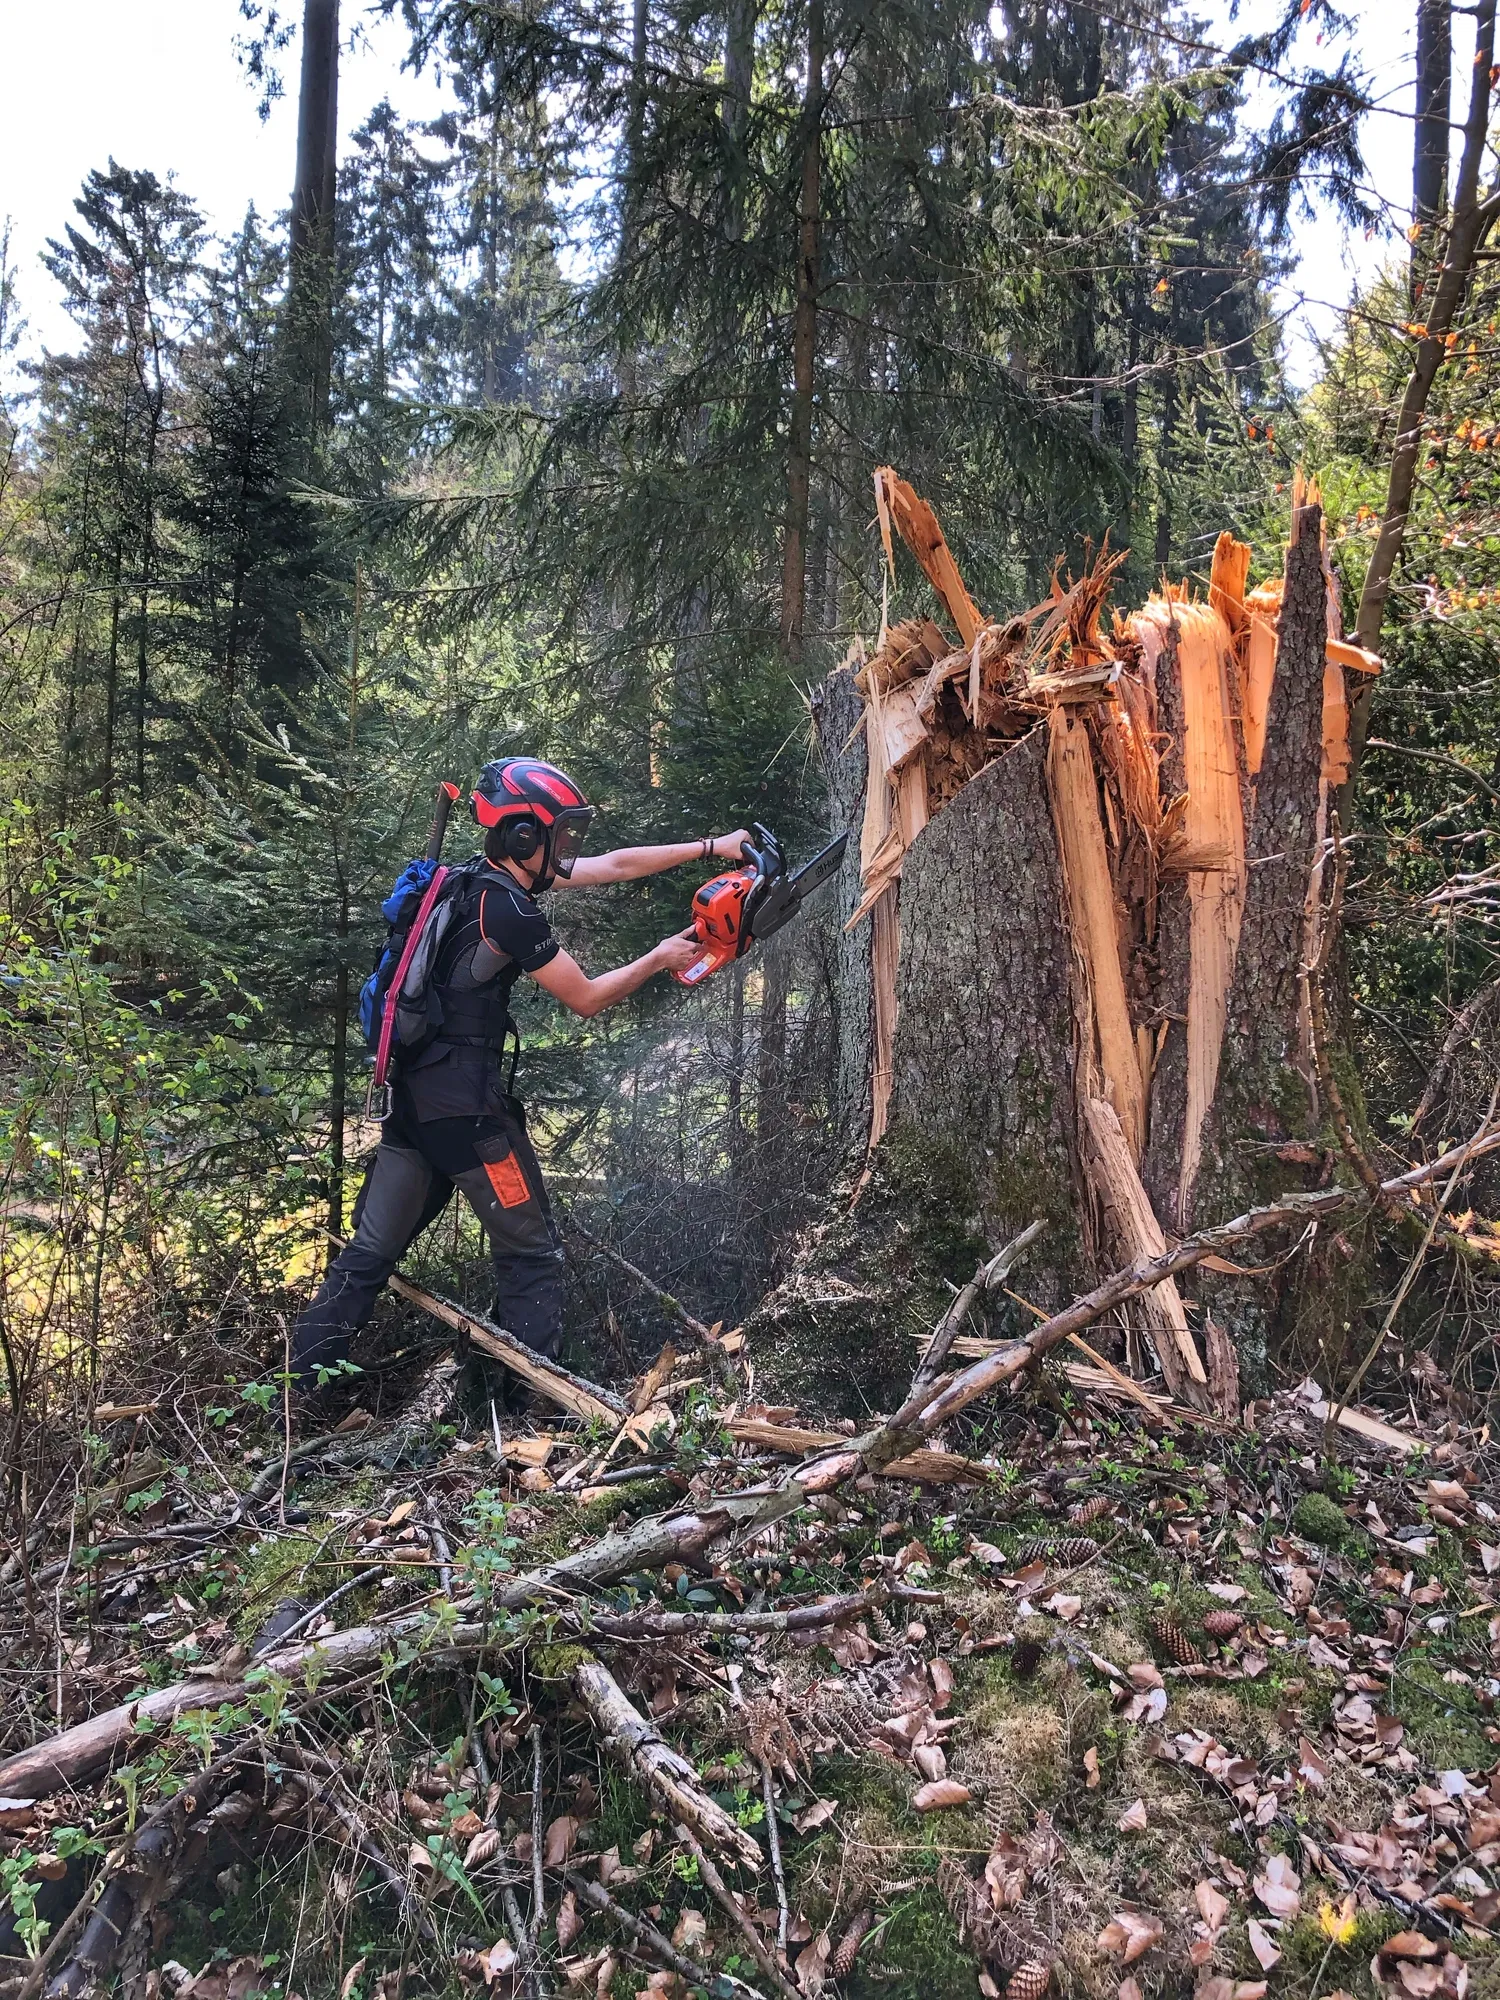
[653,926,704,976]
[711,828,752,862]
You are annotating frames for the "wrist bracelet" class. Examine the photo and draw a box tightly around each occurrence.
[700,835,713,862]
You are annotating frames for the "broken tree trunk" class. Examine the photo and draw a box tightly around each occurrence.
[890,729,1086,1304]
[1194,492,1337,1380]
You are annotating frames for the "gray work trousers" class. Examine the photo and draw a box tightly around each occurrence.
[290,1090,564,1386]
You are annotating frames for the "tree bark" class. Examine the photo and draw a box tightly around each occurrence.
[287,0,340,432]
[779,0,824,660]
[810,660,872,1142]
[890,729,1084,1304]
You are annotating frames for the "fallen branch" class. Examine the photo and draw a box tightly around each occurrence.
[326,1233,626,1424]
[565,1869,769,2000]
[674,1824,800,2000]
[567,1653,762,1868]
[41,1750,254,2000]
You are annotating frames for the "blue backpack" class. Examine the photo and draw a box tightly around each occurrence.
[359,856,485,1070]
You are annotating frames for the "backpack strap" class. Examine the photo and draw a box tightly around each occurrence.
[368,864,450,1116]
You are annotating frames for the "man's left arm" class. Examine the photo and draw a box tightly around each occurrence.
[557,829,751,889]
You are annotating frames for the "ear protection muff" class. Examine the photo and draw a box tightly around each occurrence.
[503,815,542,863]
[485,812,545,869]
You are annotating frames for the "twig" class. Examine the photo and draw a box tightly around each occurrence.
[528,1725,546,1949]
[565,1868,769,2000]
[425,1500,453,1597]
[1329,1080,1500,1432]
[761,1759,789,1953]
[258,1567,385,1652]
[564,1217,726,1354]
[911,1220,1045,1393]
[675,1824,801,2000]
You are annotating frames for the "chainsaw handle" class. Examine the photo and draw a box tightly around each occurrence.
[425,781,462,863]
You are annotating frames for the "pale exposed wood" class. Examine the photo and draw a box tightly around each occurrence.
[726,1419,992,1483]
[1208,531,1251,641]
[1082,1096,1206,1386]
[380,1269,626,1424]
[873,466,983,645]
[1173,603,1247,1222]
[1242,607,1278,779]
[1047,707,1146,1158]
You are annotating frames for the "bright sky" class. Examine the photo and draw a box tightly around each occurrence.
[0,0,1468,389]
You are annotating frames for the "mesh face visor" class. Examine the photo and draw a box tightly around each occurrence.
[547,806,597,878]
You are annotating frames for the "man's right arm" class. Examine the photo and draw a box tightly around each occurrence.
[531,931,701,1018]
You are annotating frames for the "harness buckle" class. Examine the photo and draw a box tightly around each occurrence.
[364,1075,392,1122]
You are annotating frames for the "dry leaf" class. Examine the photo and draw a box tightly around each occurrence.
[913,1744,948,1782]
[1380,1935,1442,1962]
[1126,1662,1163,1690]
[1298,1736,1328,1789]
[340,1960,367,2000]
[1252,1855,1300,1921]
[1044,1593,1083,1621]
[1195,1880,1228,1931]
[1118,1983,1143,2000]
[1233,1986,1268,2000]
[792,1798,838,1834]
[545,1815,581,1868]
[1117,1799,1148,1834]
[464,1830,502,1870]
[1084,1746,1101,1789]
[930,1659,955,1707]
[912,1780,970,1812]
[481,1940,518,1985]
[1097,1912,1162,1965]
[557,1890,581,1952]
[796,1931,831,1998]
[673,1910,708,1954]
[1205,1583,1247,1603]
[385,1499,418,1528]
[1246,1920,1280,1971]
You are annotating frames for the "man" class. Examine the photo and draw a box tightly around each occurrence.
[289,755,748,1413]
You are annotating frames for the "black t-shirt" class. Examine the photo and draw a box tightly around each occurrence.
[402,863,559,1120]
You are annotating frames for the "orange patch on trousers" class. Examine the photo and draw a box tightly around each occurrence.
[483,1152,532,1209]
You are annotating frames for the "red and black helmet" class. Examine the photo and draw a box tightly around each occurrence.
[471,757,596,883]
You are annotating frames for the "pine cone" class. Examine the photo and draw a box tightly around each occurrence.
[1068,1496,1113,1527]
[831,1909,873,1980]
[1202,1609,1244,1641]
[1015,1536,1098,1569]
[1149,1614,1201,1666]
[1007,1960,1052,2000]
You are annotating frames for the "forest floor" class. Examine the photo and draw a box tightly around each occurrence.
[2,1307,1498,2000]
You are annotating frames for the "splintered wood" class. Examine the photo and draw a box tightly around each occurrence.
[843,467,1382,1394]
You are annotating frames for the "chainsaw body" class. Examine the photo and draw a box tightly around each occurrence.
[674,823,847,986]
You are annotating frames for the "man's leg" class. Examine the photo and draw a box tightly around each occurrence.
[453,1116,565,1360]
[289,1141,451,1387]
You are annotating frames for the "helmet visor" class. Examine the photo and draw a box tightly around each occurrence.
[548,806,597,878]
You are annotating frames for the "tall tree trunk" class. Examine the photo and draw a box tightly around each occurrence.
[1413,0,1453,261]
[1154,375,1177,570]
[1346,0,1496,806]
[287,0,340,433]
[724,0,755,140]
[779,0,824,661]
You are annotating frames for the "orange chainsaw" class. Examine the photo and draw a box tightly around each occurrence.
[674,822,848,987]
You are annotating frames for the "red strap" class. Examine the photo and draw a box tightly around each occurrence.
[373,866,449,1090]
